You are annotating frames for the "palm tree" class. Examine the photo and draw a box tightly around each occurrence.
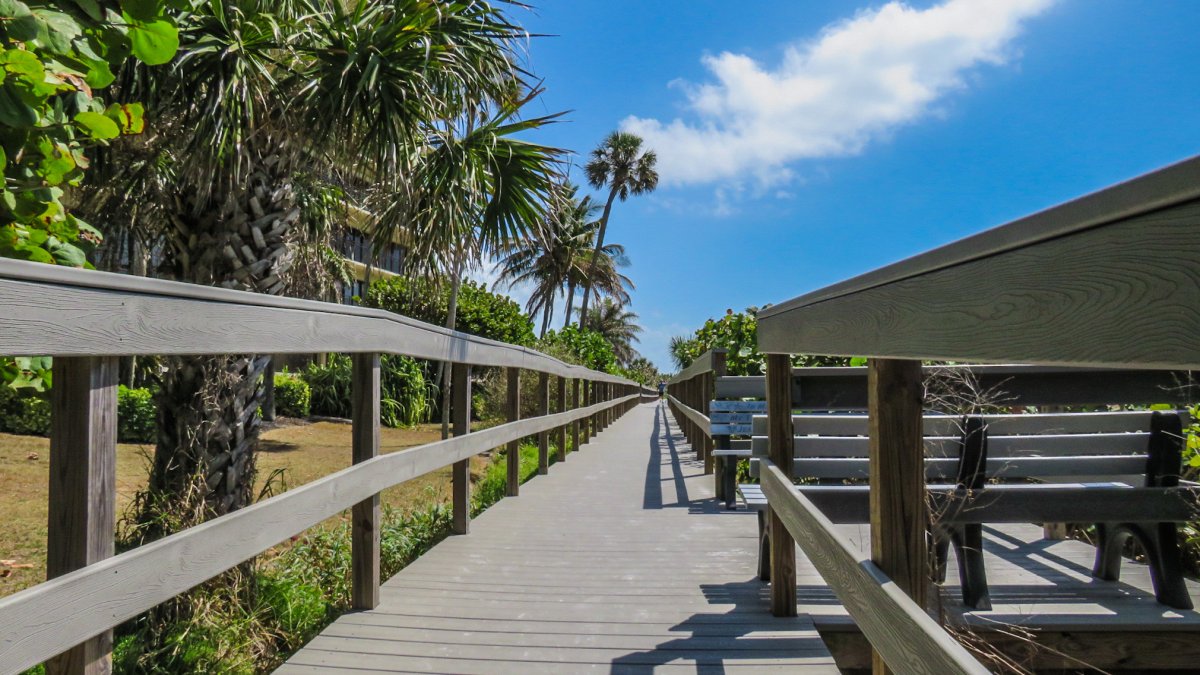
[578,131,658,327]
[373,94,565,438]
[586,298,642,365]
[91,0,538,529]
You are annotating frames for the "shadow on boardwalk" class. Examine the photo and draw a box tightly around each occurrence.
[609,581,831,674]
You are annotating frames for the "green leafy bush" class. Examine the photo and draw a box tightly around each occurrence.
[364,277,535,346]
[540,325,617,373]
[273,373,311,419]
[0,385,49,435]
[304,354,430,427]
[118,385,156,442]
[669,307,852,375]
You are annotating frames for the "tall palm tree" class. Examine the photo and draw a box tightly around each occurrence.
[585,298,642,365]
[92,0,537,529]
[372,92,565,437]
[578,131,658,327]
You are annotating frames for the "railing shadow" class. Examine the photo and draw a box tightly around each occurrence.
[609,580,827,674]
[644,403,694,510]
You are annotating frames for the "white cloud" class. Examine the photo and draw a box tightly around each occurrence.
[623,0,1056,187]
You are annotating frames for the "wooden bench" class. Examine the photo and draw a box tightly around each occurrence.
[742,410,1198,610]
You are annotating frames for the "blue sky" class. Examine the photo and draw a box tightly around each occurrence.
[492,0,1200,371]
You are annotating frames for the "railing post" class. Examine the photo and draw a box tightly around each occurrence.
[537,371,550,475]
[46,356,118,675]
[572,378,581,455]
[702,371,714,474]
[452,362,472,535]
[868,358,928,675]
[589,380,598,439]
[712,351,729,500]
[766,353,797,617]
[556,376,567,462]
[351,353,381,610]
[506,367,521,497]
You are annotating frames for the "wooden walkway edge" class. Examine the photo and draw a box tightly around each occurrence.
[278,402,837,674]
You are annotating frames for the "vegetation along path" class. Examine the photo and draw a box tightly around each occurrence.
[278,401,837,673]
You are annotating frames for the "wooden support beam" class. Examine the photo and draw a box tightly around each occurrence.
[556,376,567,462]
[451,362,472,535]
[536,371,549,475]
[571,379,581,455]
[868,358,928,675]
[766,353,797,618]
[46,356,118,675]
[712,351,729,501]
[351,353,381,610]
[702,372,714,475]
[505,367,520,497]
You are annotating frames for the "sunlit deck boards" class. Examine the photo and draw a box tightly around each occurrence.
[278,402,838,674]
[807,523,1200,670]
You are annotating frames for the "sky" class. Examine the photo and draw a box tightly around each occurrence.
[484,0,1200,372]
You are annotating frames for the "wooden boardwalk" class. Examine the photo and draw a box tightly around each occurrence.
[279,401,838,674]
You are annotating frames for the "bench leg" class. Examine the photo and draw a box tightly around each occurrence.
[932,526,951,584]
[1095,522,1193,610]
[723,463,737,510]
[714,455,724,502]
[953,524,992,610]
[757,510,770,582]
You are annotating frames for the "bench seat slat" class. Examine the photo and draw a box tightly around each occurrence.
[749,410,1183,436]
[753,432,1152,459]
[792,455,1148,480]
[788,484,1198,524]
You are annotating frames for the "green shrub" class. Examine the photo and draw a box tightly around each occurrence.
[364,276,535,346]
[304,354,430,427]
[0,386,50,436]
[273,374,311,419]
[118,385,156,443]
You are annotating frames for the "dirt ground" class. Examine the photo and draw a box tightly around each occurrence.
[0,419,487,597]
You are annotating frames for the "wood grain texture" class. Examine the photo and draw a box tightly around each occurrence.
[868,360,928,614]
[0,393,640,675]
[46,356,117,675]
[536,372,549,475]
[760,462,988,675]
[556,376,567,462]
[505,368,520,498]
[571,379,581,460]
[0,260,634,386]
[452,363,472,535]
[759,200,1200,368]
[767,354,797,618]
[759,156,1200,322]
[351,354,381,610]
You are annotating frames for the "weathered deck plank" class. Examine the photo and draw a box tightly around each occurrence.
[278,402,838,674]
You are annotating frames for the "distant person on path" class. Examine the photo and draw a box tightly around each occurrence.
[657,380,666,398]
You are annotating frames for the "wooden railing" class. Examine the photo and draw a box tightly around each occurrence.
[665,348,724,475]
[0,258,654,675]
[753,155,1200,674]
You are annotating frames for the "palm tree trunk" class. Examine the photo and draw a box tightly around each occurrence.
[141,138,298,537]
[562,279,576,329]
[539,295,552,338]
[438,253,465,440]
[577,187,619,329]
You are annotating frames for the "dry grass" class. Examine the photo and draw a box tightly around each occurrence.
[0,419,488,598]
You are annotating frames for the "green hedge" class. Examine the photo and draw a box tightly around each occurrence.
[0,385,157,442]
[304,354,430,427]
[273,373,311,418]
[117,385,156,442]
